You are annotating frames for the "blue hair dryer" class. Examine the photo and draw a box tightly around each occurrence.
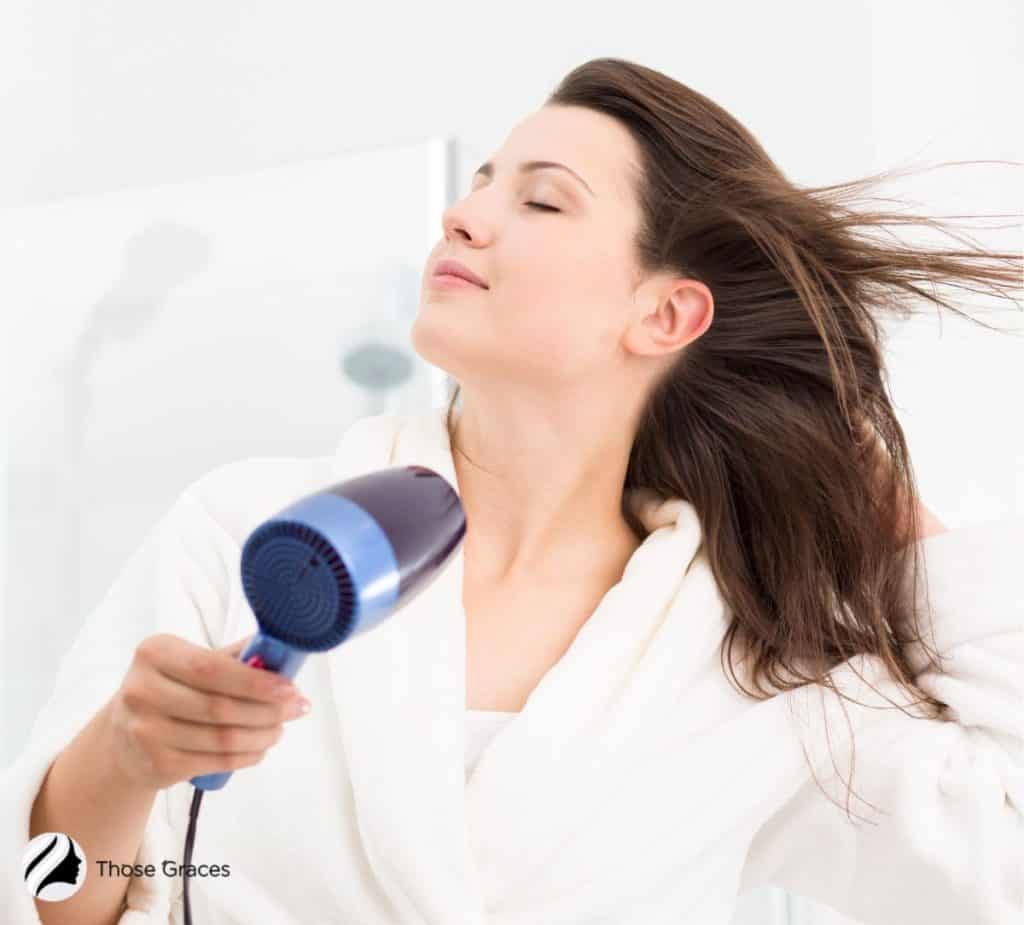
[191,464,465,791]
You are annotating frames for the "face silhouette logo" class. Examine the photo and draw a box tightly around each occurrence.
[23,832,87,902]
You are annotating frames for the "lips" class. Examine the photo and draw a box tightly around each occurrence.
[433,258,488,288]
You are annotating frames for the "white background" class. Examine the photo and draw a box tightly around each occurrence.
[2,2,1021,923]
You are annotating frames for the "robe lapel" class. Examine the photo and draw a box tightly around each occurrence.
[462,484,727,913]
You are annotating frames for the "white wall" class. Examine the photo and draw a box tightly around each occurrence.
[2,3,1020,924]
[869,2,1023,526]
[1,0,882,208]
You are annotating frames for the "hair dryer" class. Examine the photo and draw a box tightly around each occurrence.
[190,463,465,791]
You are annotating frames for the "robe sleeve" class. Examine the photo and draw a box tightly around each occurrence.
[738,516,1024,925]
[0,471,238,925]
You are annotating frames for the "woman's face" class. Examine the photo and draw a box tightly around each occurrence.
[413,104,650,393]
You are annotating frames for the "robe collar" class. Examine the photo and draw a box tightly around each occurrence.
[324,407,721,922]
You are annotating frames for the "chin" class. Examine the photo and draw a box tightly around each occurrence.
[410,313,461,377]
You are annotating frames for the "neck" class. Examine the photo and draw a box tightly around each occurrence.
[449,397,644,585]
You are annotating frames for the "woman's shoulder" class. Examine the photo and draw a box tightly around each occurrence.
[180,411,416,547]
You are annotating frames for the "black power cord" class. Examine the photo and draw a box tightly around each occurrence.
[183,786,204,925]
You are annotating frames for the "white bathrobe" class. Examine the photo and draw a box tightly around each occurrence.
[3,406,1022,925]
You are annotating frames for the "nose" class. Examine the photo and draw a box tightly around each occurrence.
[441,203,471,243]
[441,193,492,246]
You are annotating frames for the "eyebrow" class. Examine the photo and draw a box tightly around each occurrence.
[472,159,596,197]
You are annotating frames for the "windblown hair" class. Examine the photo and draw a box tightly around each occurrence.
[444,58,1022,818]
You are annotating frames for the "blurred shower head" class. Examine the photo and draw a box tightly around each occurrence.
[341,339,414,391]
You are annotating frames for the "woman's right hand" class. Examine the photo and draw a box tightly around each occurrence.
[103,633,311,791]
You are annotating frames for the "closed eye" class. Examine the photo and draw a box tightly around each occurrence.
[526,202,561,213]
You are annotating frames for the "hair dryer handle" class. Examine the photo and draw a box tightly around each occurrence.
[190,633,308,791]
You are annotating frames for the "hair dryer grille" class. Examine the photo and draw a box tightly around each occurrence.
[240,521,356,650]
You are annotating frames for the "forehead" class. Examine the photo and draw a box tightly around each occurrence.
[496,105,640,206]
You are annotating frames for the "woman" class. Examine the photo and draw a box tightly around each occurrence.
[8,58,1022,925]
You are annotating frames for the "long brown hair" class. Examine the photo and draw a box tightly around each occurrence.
[444,58,1022,817]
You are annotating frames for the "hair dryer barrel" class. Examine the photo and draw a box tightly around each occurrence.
[190,464,464,791]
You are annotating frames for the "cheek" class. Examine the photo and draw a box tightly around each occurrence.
[502,251,624,368]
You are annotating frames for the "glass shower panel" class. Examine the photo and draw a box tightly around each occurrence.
[1,137,454,763]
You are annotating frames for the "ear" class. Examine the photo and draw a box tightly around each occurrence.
[623,280,714,358]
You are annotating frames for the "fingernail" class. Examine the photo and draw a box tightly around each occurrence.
[291,697,312,716]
